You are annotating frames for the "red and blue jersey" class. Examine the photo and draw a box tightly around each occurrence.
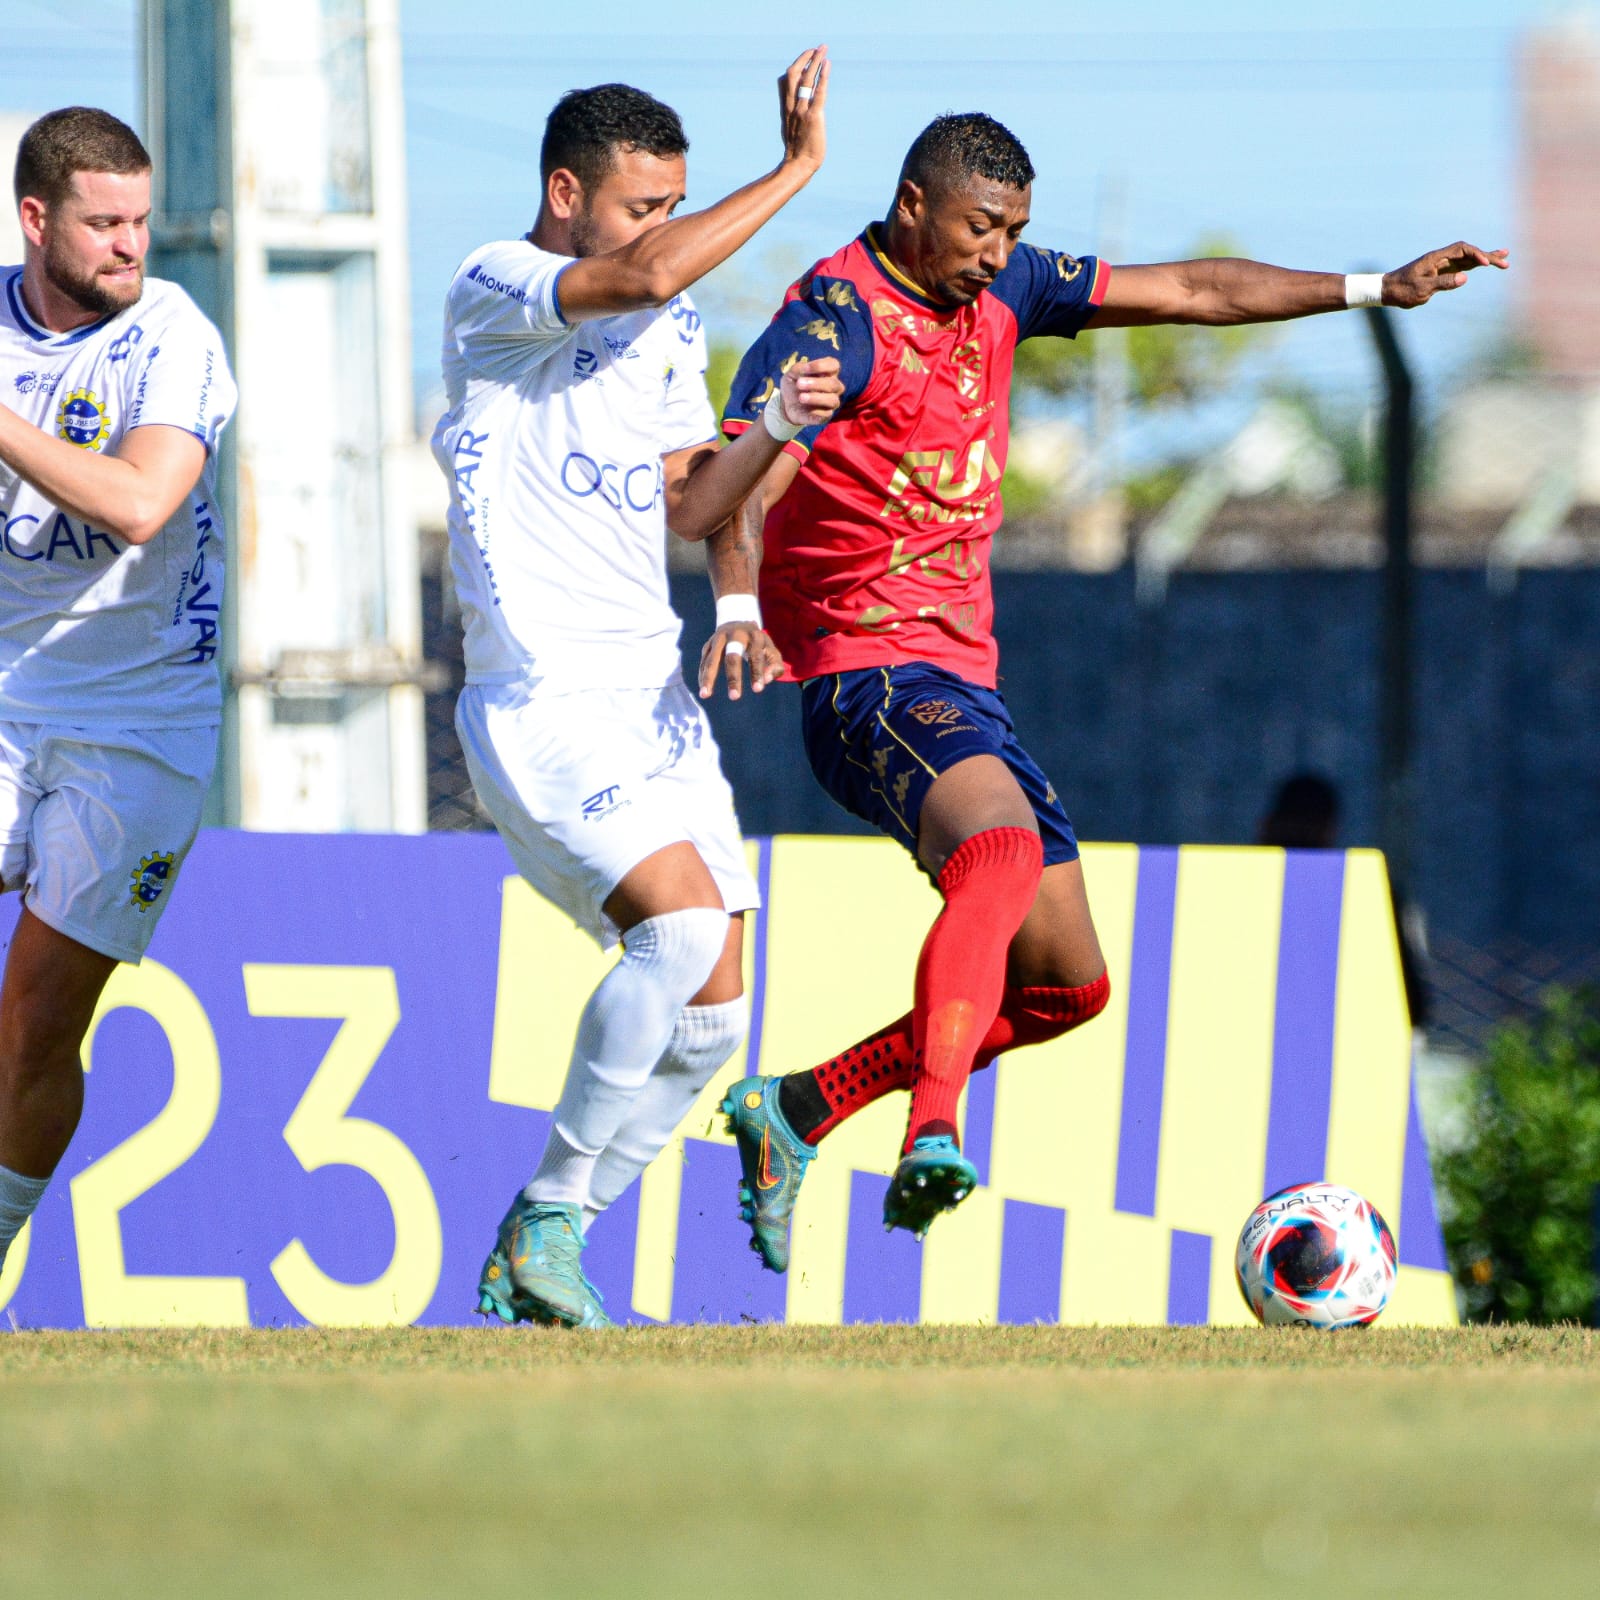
[723,225,1108,687]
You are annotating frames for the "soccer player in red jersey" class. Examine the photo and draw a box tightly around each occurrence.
[711,112,1507,1266]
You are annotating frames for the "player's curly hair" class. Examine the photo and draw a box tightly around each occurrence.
[899,112,1035,199]
[541,84,689,193]
[14,107,150,209]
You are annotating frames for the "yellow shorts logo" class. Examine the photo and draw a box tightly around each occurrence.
[129,851,177,913]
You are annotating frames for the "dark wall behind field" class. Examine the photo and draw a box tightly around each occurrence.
[673,569,1600,952]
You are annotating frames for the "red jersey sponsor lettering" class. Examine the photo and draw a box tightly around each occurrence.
[724,227,1108,686]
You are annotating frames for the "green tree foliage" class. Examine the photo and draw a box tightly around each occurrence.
[705,341,741,427]
[1011,237,1263,411]
[1438,988,1600,1324]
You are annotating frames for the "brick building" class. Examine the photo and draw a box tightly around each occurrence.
[1521,14,1600,380]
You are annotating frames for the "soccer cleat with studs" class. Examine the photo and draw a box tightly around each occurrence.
[882,1134,980,1240]
[720,1075,817,1273]
[476,1236,527,1325]
[474,1194,611,1328]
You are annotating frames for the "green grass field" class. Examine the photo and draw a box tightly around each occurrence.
[2,1326,1596,1599]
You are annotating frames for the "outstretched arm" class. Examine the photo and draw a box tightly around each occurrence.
[0,409,206,544]
[554,49,831,322]
[1086,242,1509,329]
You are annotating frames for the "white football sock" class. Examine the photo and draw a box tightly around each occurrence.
[525,908,728,1208]
[584,996,749,1229]
[0,1162,49,1273]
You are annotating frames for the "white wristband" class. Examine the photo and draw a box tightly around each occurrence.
[1345,273,1385,309]
[762,387,805,443]
[715,593,762,629]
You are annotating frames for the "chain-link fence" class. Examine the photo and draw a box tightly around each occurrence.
[1425,936,1600,1059]
[419,536,481,833]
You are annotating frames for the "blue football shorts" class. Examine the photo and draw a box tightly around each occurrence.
[799,662,1080,872]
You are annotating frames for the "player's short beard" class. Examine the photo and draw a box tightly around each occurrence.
[569,201,603,260]
[43,236,144,316]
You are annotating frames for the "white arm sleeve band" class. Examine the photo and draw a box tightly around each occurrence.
[1345,273,1386,309]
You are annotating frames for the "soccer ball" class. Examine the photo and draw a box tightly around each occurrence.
[1235,1183,1398,1328]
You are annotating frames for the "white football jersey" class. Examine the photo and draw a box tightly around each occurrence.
[431,238,718,696]
[0,269,236,727]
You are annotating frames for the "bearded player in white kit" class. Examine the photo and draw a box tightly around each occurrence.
[435,53,842,1326]
[0,109,236,1280]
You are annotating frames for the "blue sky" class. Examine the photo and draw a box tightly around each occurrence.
[4,0,1573,438]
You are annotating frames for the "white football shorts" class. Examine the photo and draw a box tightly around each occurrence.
[0,721,217,963]
[457,678,760,949]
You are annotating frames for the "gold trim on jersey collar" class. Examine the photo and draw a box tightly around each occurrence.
[863,226,949,312]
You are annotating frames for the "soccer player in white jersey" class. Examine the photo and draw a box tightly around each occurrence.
[435,55,843,1326]
[0,109,236,1278]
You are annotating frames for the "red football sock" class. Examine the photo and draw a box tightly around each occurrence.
[785,971,1112,1144]
[902,827,1042,1153]
[974,970,1112,1068]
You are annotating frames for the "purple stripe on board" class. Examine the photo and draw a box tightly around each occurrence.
[842,1171,923,1323]
[1114,846,1180,1217]
[1262,851,1347,1198]
[1167,1229,1213,1325]
[1398,1069,1448,1271]
[998,1200,1066,1324]
[669,1139,788,1323]
[963,1060,996,1188]
[743,836,775,1077]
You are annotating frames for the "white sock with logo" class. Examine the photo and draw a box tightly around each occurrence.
[584,996,749,1230]
[525,908,729,1208]
[0,1162,49,1273]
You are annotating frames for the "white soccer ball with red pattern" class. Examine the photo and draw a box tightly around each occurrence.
[1235,1183,1398,1328]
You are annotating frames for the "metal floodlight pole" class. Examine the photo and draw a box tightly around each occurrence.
[142,0,425,835]
[1364,305,1416,900]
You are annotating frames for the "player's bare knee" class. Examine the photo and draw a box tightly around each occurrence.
[917,756,1036,874]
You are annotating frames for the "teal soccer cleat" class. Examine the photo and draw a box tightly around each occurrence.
[721,1075,816,1273]
[882,1135,980,1241]
[475,1196,611,1328]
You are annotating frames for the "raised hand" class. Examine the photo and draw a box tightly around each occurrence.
[778,356,843,430]
[779,46,830,171]
[1383,242,1510,308]
[699,623,786,702]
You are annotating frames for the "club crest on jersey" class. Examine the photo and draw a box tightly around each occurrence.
[950,339,983,402]
[57,388,111,451]
[573,348,600,382]
[129,851,176,912]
